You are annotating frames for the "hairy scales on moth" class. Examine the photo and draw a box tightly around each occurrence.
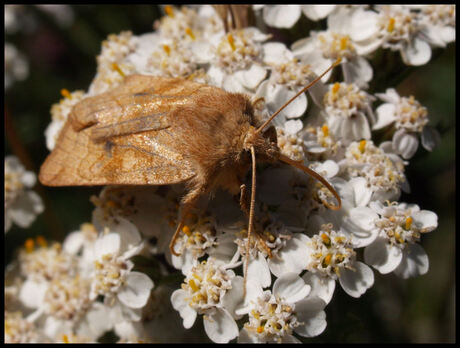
[39,57,342,291]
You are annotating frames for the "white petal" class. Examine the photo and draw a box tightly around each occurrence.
[351,113,371,140]
[392,129,419,159]
[263,5,301,28]
[373,103,397,130]
[412,210,438,232]
[301,5,336,21]
[294,297,327,337]
[302,272,335,304]
[62,231,84,255]
[203,308,239,343]
[284,119,303,134]
[263,42,293,64]
[401,37,432,66]
[222,74,246,93]
[394,243,429,279]
[349,177,373,207]
[221,276,245,319]
[268,233,310,277]
[350,10,379,42]
[235,64,267,90]
[8,191,44,228]
[273,272,311,303]
[342,57,373,88]
[110,218,142,255]
[315,159,339,178]
[349,207,378,231]
[118,271,154,309]
[338,261,374,298]
[171,289,197,329]
[364,238,403,274]
[291,37,317,59]
[94,233,120,259]
[247,252,271,288]
[421,126,441,151]
[235,279,264,316]
[440,26,455,43]
[19,279,47,309]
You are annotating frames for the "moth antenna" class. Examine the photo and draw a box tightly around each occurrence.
[279,154,342,210]
[255,57,342,135]
[244,145,257,297]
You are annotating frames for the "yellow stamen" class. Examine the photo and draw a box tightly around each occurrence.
[188,279,199,292]
[340,36,349,50]
[405,217,413,230]
[185,27,195,40]
[111,62,125,77]
[359,139,367,153]
[321,233,331,247]
[322,124,329,137]
[62,334,69,343]
[36,235,47,248]
[227,33,236,51]
[162,44,171,56]
[332,82,341,94]
[60,88,72,99]
[323,253,332,267]
[257,326,264,334]
[164,5,174,18]
[24,238,35,253]
[387,17,395,33]
[182,225,192,236]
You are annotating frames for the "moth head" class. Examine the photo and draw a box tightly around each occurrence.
[243,125,279,163]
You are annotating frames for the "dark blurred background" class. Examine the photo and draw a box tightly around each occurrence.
[4,5,455,343]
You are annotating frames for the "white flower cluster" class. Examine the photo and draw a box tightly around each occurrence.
[4,156,44,232]
[6,4,453,343]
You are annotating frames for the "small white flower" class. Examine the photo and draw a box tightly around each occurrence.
[340,140,408,202]
[238,273,327,343]
[89,219,154,322]
[320,83,375,144]
[417,5,456,48]
[171,259,242,343]
[45,89,86,150]
[302,124,343,162]
[292,10,376,88]
[204,28,270,93]
[374,88,440,159]
[5,156,44,232]
[303,223,374,303]
[5,310,48,343]
[375,5,433,66]
[171,213,218,275]
[362,201,437,278]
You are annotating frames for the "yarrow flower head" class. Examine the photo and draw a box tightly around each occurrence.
[348,201,438,278]
[5,156,44,232]
[171,258,242,343]
[238,273,327,343]
[302,223,374,303]
[373,88,441,159]
[321,82,375,143]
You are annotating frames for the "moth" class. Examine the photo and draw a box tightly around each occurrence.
[39,61,341,283]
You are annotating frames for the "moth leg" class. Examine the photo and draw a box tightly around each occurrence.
[169,186,204,257]
[239,183,249,216]
[240,183,272,258]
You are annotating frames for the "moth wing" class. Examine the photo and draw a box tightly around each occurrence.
[39,75,202,186]
[39,120,196,186]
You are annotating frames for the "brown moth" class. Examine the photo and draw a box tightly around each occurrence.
[39,61,341,285]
